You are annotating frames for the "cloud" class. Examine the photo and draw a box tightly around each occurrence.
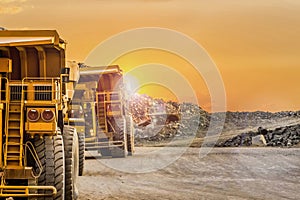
[0,0,27,3]
[0,0,27,15]
[0,6,22,14]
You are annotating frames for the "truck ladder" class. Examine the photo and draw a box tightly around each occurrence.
[97,93,108,133]
[4,103,23,167]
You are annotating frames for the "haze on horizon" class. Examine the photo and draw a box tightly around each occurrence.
[1,0,300,112]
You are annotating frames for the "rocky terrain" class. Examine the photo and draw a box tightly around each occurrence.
[129,94,300,147]
[79,147,300,200]
[78,95,300,199]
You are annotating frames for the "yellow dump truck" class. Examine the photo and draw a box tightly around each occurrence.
[73,64,134,158]
[0,30,81,199]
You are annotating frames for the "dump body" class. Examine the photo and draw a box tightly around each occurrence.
[0,30,80,199]
[73,65,134,157]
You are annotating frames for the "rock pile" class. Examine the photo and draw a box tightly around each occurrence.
[217,133,254,147]
[129,94,300,147]
[218,125,300,147]
[129,94,152,125]
[262,125,300,147]
[129,94,209,142]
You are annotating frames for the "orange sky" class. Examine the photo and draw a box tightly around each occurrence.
[1,0,300,112]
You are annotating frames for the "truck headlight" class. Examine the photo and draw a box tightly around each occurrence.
[27,109,40,122]
[41,109,55,122]
[89,129,94,136]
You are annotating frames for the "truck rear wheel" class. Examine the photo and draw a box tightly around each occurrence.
[126,116,134,156]
[34,135,65,200]
[78,132,85,176]
[63,125,79,200]
[111,118,128,158]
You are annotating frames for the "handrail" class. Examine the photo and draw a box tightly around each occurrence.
[21,77,61,103]
[0,77,8,167]
[96,91,122,103]
[97,91,120,95]
[0,185,57,198]
[3,78,9,167]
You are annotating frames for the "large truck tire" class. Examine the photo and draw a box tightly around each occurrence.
[63,125,79,200]
[111,118,127,158]
[78,132,85,176]
[125,116,134,156]
[34,135,65,200]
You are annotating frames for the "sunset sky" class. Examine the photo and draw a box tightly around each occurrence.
[1,0,300,112]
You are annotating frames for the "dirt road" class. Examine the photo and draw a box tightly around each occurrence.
[78,147,300,200]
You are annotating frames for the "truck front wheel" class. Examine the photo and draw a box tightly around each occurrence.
[63,125,79,200]
[34,134,65,200]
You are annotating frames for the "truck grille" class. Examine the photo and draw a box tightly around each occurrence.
[34,86,52,101]
[10,86,27,101]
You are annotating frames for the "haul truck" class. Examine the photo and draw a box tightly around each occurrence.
[0,30,81,199]
[72,64,134,158]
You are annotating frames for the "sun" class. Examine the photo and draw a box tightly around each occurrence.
[112,49,211,111]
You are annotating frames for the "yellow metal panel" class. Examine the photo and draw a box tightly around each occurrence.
[107,111,122,116]
[45,48,64,77]
[79,65,121,75]
[15,47,28,78]
[35,46,47,77]
[0,58,12,72]
[0,30,61,46]
[0,37,53,47]
[26,122,55,131]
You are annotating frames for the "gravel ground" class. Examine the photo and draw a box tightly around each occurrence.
[78,147,300,200]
